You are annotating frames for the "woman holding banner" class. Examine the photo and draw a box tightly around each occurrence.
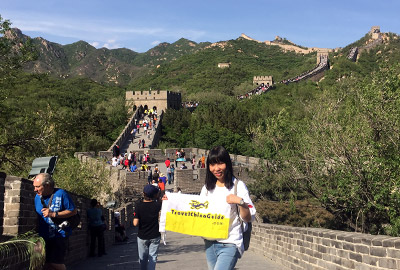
[200,146,256,270]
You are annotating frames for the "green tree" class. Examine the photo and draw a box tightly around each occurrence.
[0,16,41,174]
[53,157,111,199]
[253,65,400,234]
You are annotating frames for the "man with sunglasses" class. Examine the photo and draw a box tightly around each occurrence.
[33,173,77,270]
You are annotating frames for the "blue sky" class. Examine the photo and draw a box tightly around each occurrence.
[1,0,399,53]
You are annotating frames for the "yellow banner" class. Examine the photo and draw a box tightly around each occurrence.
[160,193,231,239]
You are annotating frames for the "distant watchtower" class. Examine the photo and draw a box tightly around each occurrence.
[370,26,381,40]
[317,51,329,64]
[218,63,231,68]
[125,90,181,113]
[253,76,273,86]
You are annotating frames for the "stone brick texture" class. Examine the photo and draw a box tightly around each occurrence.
[0,174,132,269]
[5,144,400,269]
[250,223,400,270]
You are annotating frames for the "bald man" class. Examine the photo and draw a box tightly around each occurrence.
[33,173,77,270]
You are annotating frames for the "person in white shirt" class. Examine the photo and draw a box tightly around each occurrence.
[111,157,118,167]
[200,146,256,270]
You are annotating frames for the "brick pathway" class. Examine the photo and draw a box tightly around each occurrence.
[68,227,285,270]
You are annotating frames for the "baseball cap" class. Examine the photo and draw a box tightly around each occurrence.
[143,184,159,198]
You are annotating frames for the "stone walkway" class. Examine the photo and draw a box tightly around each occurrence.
[84,114,284,269]
[120,114,159,155]
[68,226,284,270]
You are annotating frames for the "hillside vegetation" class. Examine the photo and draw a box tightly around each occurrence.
[130,38,316,100]
[7,28,210,86]
[158,33,400,235]
[2,15,400,235]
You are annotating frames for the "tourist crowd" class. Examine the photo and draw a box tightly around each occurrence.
[237,82,272,100]
[182,101,199,108]
[280,54,329,85]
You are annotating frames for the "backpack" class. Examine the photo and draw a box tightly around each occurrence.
[234,179,252,251]
[47,192,81,230]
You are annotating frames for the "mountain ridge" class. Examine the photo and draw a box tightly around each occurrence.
[5,27,398,89]
[7,28,210,85]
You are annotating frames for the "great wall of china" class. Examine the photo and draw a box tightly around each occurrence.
[239,33,334,54]
[2,25,400,269]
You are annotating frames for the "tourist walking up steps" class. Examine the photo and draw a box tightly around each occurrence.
[133,185,162,270]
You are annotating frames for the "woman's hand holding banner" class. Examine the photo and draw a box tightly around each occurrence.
[159,192,231,239]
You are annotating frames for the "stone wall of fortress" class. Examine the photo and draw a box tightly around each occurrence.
[253,75,274,85]
[0,173,136,269]
[251,224,400,270]
[240,33,335,54]
[125,90,181,113]
[3,166,400,269]
[71,145,400,269]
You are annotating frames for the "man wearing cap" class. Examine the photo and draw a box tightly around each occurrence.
[133,184,162,270]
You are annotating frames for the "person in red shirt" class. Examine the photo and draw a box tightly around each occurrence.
[165,158,170,168]
[124,158,129,171]
[158,179,165,197]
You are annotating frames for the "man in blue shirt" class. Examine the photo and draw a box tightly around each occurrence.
[33,173,77,270]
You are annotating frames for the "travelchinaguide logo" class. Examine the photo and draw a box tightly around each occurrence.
[170,209,225,220]
[189,200,209,209]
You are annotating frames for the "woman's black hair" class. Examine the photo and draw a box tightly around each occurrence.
[205,146,234,191]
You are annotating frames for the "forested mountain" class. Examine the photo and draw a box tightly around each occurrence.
[6,28,210,86]
[129,37,317,100]
[2,17,400,235]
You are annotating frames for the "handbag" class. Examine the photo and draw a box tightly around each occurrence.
[234,179,252,251]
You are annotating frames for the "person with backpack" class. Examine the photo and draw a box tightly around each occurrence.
[200,146,256,270]
[33,173,78,270]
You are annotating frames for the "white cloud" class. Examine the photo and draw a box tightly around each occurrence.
[3,10,207,50]
[151,40,161,46]
[102,39,121,49]
[102,42,121,49]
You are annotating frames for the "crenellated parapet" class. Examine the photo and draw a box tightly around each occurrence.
[125,90,181,112]
[218,63,231,68]
[0,173,130,268]
[370,26,381,39]
[253,76,274,86]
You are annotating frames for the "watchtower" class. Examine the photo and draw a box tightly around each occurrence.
[253,76,273,86]
[370,26,381,40]
[125,90,181,113]
[317,51,329,64]
[218,63,231,68]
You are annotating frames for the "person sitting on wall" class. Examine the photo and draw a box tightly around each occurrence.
[130,163,137,172]
[114,212,128,242]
